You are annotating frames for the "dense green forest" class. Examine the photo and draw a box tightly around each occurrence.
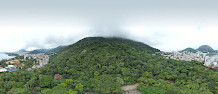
[0,37,217,94]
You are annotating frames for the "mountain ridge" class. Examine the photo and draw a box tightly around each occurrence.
[45,37,217,94]
[181,45,216,53]
[15,46,67,54]
[180,47,197,53]
[197,45,215,53]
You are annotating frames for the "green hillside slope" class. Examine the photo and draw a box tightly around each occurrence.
[47,37,217,94]
[180,47,198,53]
[0,37,217,94]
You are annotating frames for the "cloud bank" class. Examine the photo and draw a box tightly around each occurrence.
[0,0,218,52]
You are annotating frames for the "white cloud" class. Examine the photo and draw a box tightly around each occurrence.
[0,24,90,52]
[0,0,218,52]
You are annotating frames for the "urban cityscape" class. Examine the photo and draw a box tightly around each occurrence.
[160,51,218,68]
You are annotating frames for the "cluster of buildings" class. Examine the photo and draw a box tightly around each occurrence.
[204,56,218,69]
[0,53,50,73]
[20,53,49,70]
[0,59,24,72]
[160,51,218,69]
[160,51,207,62]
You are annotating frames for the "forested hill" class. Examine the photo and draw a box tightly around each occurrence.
[180,47,197,53]
[67,37,159,53]
[55,37,160,58]
[46,37,217,94]
[0,37,217,94]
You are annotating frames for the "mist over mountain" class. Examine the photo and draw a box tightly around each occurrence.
[17,49,29,53]
[1,0,218,52]
[20,46,67,54]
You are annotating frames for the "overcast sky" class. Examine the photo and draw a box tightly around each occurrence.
[0,0,218,52]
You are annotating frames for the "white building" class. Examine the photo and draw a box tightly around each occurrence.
[0,68,8,72]
[7,65,15,68]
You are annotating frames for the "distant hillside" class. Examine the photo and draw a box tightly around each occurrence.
[17,49,29,53]
[47,46,67,53]
[29,49,51,54]
[29,46,67,54]
[197,45,215,53]
[180,47,197,53]
[180,45,216,53]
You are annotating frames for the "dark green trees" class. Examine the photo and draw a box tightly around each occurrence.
[90,74,122,93]
[0,37,217,94]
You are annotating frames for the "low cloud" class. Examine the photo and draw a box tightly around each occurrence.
[1,0,218,52]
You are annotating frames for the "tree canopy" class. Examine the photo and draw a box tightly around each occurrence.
[0,37,217,94]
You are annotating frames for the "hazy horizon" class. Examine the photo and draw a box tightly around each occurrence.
[1,0,218,52]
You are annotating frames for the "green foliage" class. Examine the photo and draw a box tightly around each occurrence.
[140,86,167,94]
[68,89,78,94]
[0,60,8,67]
[39,75,54,88]
[46,37,218,93]
[75,83,84,93]
[8,88,26,94]
[23,58,35,69]
[0,37,217,94]
[41,88,52,94]
[52,86,68,94]
[90,74,122,94]
[66,79,73,84]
